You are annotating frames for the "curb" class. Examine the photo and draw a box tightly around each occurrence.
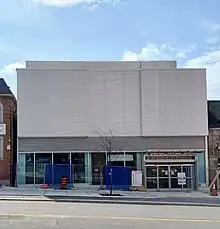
[0,197,220,207]
[0,197,53,202]
[53,199,220,207]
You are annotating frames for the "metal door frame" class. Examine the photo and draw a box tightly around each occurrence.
[145,164,195,191]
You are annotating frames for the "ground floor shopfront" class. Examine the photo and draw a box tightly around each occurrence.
[16,151,138,186]
[17,150,207,190]
[144,151,206,191]
[17,136,208,189]
[146,164,195,190]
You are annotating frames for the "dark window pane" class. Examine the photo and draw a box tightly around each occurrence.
[91,153,105,185]
[159,178,169,188]
[54,153,70,164]
[71,153,85,183]
[125,153,136,168]
[35,153,52,184]
[25,153,34,184]
[208,101,220,128]
[146,166,157,177]
[146,179,157,189]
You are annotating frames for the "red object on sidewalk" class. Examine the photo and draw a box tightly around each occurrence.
[60,176,68,190]
[40,184,49,189]
[211,184,218,196]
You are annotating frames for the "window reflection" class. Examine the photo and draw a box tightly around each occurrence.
[54,153,70,164]
[71,153,86,183]
[25,153,34,184]
[35,153,52,184]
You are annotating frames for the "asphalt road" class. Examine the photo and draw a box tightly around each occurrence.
[0,201,220,228]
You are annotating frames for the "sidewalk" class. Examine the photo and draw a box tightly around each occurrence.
[0,186,213,198]
[0,187,219,207]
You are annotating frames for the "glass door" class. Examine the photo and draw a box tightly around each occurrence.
[146,166,157,189]
[170,165,181,189]
[71,153,86,183]
[158,165,169,189]
[182,165,194,189]
[145,164,195,190]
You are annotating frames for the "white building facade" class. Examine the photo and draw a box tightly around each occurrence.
[17,61,208,190]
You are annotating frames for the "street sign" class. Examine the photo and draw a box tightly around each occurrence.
[177,172,186,185]
[0,124,6,135]
[132,170,142,187]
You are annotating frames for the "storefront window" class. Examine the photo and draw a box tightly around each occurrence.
[91,153,106,185]
[54,153,70,164]
[107,152,136,168]
[125,152,136,168]
[108,153,124,166]
[35,153,52,184]
[25,153,34,184]
[17,153,26,185]
[71,153,87,183]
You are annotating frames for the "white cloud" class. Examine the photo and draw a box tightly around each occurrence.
[123,43,176,61]
[1,63,25,75]
[32,0,119,7]
[122,42,220,99]
[211,24,220,32]
[123,43,196,61]
[176,44,197,59]
[0,62,25,97]
[185,50,220,99]
[205,37,219,45]
[202,20,220,32]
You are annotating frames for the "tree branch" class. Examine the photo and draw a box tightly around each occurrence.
[96,123,121,164]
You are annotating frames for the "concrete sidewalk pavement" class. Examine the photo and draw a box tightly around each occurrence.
[0,187,219,207]
[0,186,214,198]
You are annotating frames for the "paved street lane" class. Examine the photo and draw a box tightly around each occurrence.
[0,201,220,228]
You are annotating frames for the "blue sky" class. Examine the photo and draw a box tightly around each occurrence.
[0,0,220,98]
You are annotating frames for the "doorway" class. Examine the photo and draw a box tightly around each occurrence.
[71,153,86,184]
[146,164,195,190]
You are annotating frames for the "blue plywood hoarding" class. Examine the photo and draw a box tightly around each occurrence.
[45,164,72,188]
[104,166,131,190]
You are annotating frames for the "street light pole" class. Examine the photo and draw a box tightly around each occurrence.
[109,168,113,196]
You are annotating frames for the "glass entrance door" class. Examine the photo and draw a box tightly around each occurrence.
[182,165,194,189]
[170,165,181,189]
[158,166,169,189]
[146,164,195,190]
[146,166,157,189]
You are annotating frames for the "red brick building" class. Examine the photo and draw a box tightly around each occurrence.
[0,79,16,185]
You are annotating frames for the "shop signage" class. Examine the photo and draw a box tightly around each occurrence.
[131,170,142,187]
[147,152,196,157]
[0,124,6,135]
[110,154,133,161]
[145,151,196,161]
[177,172,186,185]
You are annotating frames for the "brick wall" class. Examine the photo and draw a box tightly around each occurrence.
[0,96,16,185]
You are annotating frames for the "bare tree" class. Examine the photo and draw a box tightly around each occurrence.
[96,124,121,195]
[97,125,119,165]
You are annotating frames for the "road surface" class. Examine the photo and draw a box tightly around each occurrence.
[0,201,219,228]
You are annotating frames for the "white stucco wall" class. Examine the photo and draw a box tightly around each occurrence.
[17,61,208,138]
[26,61,140,70]
[141,69,208,136]
[17,68,141,137]
[26,60,176,70]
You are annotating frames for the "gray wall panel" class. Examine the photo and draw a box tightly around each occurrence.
[18,136,205,152]
[140,69,208,136]
[18,62,208,138]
